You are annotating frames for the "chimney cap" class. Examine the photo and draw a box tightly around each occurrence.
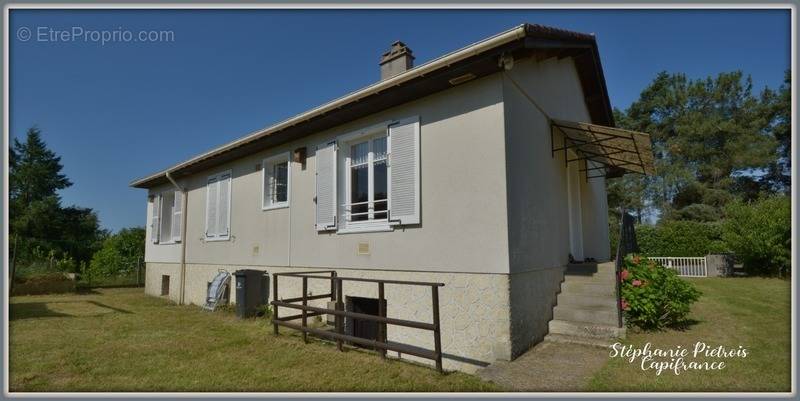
[380,41,415,65]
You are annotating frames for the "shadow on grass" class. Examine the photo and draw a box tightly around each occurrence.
[668,318,702,331]
[625,318,702,335]
[10,300,133,321]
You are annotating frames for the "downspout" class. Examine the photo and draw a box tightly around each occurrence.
[166,171,188,306]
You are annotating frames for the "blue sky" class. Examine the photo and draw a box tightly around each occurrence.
[9,9,791,232]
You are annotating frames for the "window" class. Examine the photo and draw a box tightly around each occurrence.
[345,134,388,227]
[315,117,420,233]
[205,171,232,241]
[262,153,290,210]
[150,190,182,244]
[161,275,170,296]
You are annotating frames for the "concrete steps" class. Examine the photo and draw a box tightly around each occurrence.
[560,281,617,297]
[557,293,618,309]
[543,333,615,348]
[545,262,625,347]
[553,304,617,325]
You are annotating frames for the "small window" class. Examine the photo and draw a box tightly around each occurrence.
[161,275,170,296]
[262,153,291,210]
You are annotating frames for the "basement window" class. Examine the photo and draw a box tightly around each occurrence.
[345,296,386,348]
[161,275,170,296]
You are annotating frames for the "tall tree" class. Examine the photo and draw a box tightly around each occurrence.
[10,127,104,270]
[10,127,71,205]
[759,70,791,192]
[611,71,781,221]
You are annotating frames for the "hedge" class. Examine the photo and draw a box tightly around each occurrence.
[635,220,727,257]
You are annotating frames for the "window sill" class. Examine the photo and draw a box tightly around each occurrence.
[262,203,290,211]
[156,241,180,245]
[336,225,394,234]
[205,237,231,242]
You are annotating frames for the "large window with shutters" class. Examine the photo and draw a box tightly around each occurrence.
[205,171,232,241]
[315,116,420,233]
[150,190,182,244]
[345,134,388,225]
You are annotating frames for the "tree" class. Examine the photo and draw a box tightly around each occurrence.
[10,127,71,206]
[721,196,791,275]
[87,227,145,279]
[759,70,791,192]
[611,71,784,221]
[9,127,104,271]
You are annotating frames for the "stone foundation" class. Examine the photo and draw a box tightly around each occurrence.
[145,263,563,373]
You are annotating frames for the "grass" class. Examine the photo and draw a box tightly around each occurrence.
[588,277,792,392]
[10,277,791,392]
[9,288,497,392]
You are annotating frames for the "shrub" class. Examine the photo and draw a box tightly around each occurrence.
[721,196,791,275]
[620,254,701,330]
[86,227,145,280]
[636,220,727,257]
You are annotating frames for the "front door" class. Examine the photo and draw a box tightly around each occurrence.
[566,152,584,262]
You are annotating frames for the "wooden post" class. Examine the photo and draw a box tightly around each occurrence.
[272,274,279,335]
[431,285,442,373]
[335,278,344,351]
[301,276,308,343]
[378,282,386,359]
[330,271,337,302]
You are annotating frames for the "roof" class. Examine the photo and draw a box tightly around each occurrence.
[131,23,615,188]
[550,119,656,176]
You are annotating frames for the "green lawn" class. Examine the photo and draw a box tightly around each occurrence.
[10,277,791,392]
[588,277,792,392]
[10,288,497,392]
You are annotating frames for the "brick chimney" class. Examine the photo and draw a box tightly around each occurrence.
[379,41,414,80]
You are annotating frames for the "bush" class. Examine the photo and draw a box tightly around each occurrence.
[636,220,727,257]
[620,254,701,330]
[721,196,790,275]
[86,227,145,281]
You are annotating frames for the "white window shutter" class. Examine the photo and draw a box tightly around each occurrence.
[172,190,182,242]
[217,173,231,237]
[389,116,421,225]
[206,177,218,238]
[151,194,161,243]
[315,141,337,231]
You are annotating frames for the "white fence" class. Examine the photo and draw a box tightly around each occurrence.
[648,257,708,277]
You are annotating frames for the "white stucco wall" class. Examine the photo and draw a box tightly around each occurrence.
[145,74,510,275]
[502,56,610,274]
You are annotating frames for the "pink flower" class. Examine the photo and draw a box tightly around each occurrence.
[620,269,630,282]
[632,279,642,287]
[621,299,630,311]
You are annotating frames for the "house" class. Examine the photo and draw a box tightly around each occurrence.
[130,23,654,373]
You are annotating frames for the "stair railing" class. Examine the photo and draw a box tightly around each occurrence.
[615,208,639,328]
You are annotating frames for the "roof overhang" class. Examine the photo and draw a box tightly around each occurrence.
[550,119,655,178]
[131,23,615,188]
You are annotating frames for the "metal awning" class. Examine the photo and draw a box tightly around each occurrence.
[550,119,655,178]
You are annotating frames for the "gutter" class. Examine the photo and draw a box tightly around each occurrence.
[130,24,528,188]
[165,170,188,306]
